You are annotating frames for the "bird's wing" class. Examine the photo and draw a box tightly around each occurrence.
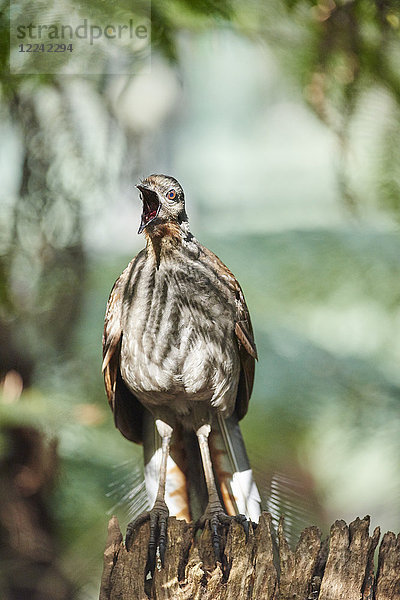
[234,282,257,419]
[102,253,145,444]
[199,246,257,420]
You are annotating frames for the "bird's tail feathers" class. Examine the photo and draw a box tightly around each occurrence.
[210,413,261,522]
[106,459,148,523]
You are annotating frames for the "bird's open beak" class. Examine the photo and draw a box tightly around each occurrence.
[137,185,161,234]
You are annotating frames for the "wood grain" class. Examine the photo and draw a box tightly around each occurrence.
[99,512,400,600]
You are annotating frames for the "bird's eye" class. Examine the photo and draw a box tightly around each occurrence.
[167,189,176,200]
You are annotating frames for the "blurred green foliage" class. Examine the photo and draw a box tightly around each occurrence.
[1,0,400,597]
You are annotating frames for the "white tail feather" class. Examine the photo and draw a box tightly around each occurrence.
[213,413,261,522]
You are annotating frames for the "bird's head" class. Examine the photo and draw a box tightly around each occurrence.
[136,174,187,235]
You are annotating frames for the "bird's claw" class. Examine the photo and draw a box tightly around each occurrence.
[125,501,169,574]
[125,510,150,551]
[196,503,250,562]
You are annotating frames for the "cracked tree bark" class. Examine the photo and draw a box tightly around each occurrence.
[99,512,400,600]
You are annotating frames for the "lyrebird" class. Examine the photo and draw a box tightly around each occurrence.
[102,174,260,572]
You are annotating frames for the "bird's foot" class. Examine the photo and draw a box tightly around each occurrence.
[196,500,249,562]
[125,500,169,574]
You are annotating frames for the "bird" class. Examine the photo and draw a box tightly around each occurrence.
[102,174,261,572]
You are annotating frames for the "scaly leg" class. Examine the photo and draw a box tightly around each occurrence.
[126,419,172,573]
[196,424,249,561]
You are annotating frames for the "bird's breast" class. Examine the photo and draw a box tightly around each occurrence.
[119,250,240,413]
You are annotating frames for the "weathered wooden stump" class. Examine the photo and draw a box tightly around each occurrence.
[99,512,400,600]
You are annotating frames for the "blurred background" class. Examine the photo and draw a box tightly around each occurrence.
[1,0,400,597]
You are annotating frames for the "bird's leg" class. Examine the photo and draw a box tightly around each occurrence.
[126,419,172,573]
[196,424,249,561]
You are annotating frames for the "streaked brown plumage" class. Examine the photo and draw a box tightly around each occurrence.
[102,174,260,571]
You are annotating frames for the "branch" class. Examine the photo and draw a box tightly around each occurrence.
[99,512,400,600]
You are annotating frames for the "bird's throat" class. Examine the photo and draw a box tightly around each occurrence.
[145,222,183,266]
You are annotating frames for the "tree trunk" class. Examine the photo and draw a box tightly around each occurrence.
[99,512,400,600]
[0,425,75,600]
